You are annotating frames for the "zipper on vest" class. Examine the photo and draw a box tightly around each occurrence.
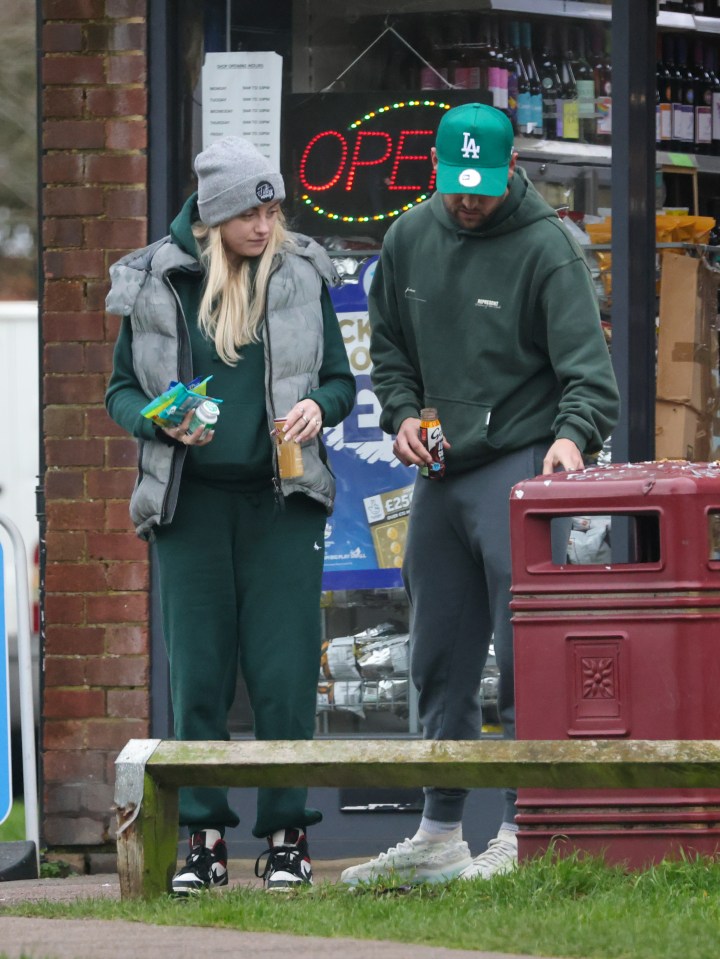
[157,274,192,524]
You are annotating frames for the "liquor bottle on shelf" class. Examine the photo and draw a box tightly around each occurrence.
[657,33,673,150]
[503,19,523,131]
[472,16,492,95]
[487,16,509,110]
[417,14,448,90]
[662,33,684,151]
[675,34,696,151]
[445,13,480,90]
[557,26,579,141]
[591,23,612,143]
[693,38,713,153]
[512,21,531,135]
[520,21,543,138]
[444,13,467,90]
[706,42,720,154]
[538,25,562,140]
[574,26,596,144]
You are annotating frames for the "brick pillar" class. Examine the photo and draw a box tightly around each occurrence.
[41,1,151,859]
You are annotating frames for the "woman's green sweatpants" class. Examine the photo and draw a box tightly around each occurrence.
[153,477,326,838]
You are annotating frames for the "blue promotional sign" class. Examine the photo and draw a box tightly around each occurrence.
[0,542,11,824]
[323,256,418,590]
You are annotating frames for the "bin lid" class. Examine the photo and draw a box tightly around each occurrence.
[512,460,720,506]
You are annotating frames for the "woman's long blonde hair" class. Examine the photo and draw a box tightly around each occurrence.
[192,211,287,365]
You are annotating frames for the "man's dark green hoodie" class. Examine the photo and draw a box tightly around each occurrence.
[368,167,619,473]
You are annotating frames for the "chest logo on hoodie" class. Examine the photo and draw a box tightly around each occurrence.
[475,298,501,310]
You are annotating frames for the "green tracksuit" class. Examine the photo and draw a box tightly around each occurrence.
[106,196,355,836]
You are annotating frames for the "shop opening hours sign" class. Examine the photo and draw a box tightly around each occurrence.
[283,91,490,237]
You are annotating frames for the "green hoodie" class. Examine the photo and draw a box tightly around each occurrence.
[368,168,619,473]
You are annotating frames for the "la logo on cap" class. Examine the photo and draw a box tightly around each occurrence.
[460,132,480,160]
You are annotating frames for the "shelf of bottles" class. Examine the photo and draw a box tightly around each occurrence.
[658,18,720,162]
[416,13,611,153]
[402,5,720,172]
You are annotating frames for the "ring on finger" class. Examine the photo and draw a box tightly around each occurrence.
[302,414,309,424]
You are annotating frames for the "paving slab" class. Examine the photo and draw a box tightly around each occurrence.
[0,916,549,959]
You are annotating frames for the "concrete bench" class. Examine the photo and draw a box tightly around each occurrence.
[113,737,720,899]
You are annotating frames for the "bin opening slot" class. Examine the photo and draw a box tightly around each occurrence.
[710,512,720,562]
[530,511,662,568]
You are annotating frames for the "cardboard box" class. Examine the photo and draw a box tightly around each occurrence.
[656,253,719,415]
[655,399,710,461]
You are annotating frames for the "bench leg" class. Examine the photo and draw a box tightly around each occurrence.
[116,773,178,900]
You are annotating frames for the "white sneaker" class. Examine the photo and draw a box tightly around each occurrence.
[340,836,472,886]
[459,829,518,881]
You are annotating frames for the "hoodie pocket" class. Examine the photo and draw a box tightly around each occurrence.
[425,395,492,449]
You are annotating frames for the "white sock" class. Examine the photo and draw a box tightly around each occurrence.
[413,818,462,843]
[500,821,518,835]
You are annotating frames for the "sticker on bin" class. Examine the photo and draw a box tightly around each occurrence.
[363,485,414,570]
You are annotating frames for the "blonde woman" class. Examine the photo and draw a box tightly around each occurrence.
[106,137,355,893]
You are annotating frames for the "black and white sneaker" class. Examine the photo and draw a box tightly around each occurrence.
[171,829,228,896]
[254,828,313,891]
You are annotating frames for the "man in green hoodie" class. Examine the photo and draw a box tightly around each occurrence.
[341,103,619,886]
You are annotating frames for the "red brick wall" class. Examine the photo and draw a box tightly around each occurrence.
[41,0,151,855]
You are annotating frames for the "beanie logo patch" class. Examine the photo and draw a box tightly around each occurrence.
[256,181,275,203]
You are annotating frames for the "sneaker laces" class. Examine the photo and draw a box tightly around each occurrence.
[373,838,417,863]
[254,844,303,880]
[473,835,516,866]
[180,843,215,878]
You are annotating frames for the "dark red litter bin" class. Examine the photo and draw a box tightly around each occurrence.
[510,461,720,867]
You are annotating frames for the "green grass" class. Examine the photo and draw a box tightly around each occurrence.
[0,800,25,842]
[2,851,720,958]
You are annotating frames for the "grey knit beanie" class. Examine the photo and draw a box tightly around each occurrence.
[194,136,286,226]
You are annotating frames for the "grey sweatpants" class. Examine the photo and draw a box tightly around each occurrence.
[404,444,568,826]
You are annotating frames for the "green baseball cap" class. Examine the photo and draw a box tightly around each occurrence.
[435,103,514,197]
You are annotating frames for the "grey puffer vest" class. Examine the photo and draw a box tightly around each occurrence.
[106,233,340,539]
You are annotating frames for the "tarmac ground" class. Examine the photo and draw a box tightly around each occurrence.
[0,860,567,959]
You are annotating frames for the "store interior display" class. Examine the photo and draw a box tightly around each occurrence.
[318,622,410,720]
[317,614,501,732]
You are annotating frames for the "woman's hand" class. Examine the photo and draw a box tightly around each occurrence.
[161,409,215,447]
[280,400,324,443]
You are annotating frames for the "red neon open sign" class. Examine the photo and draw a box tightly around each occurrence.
[299,128,436,193]
[290,99,451,224]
